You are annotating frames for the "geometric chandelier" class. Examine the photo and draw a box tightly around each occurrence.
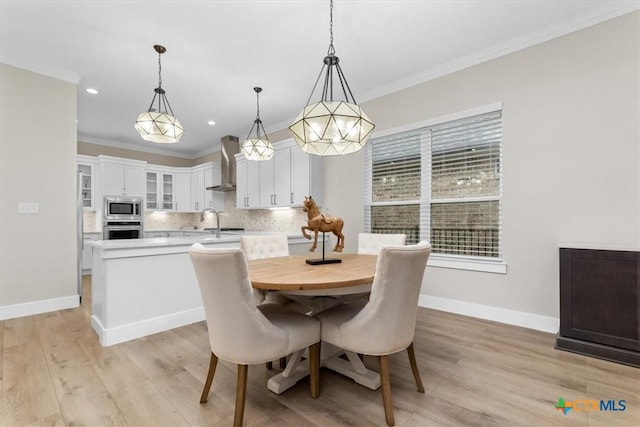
[134,44,184,144]
[241,87,275,161]
[289,0,374,156]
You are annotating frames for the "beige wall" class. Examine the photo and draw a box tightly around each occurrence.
[77,141,195,167]
[274,12,640,319]
[1,64,78,307]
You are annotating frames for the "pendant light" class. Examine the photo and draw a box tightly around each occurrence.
[134,45,184,144]
[288,0,374,156]
[241,87,274,161]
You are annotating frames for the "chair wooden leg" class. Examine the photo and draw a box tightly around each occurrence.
[200,352,219,403]
[266,361,273,370]
[406,342,425,393]
[234,364,248,427]
[379,355,395,426]
[279,356,287,369]
[308,342,321,399]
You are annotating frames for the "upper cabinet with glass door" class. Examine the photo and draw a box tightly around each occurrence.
[146,169,174,211]
[162,173,174,210]
[146,171,159,210]
[77,155,96,209]
[146,165,191,212]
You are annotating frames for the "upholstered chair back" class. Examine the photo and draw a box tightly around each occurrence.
[240,234,289,261]
[189,244,290,364]
[335,243,431,355]
[357,233,407,255]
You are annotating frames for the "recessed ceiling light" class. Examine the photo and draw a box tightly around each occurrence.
[207,120,216,126]
[86,88,98,95]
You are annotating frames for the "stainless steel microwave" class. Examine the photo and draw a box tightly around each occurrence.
[104,196,143,221]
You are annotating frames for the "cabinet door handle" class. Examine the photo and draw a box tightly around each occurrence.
[291,192,294,204]
[273,194,276,205]
[196,201,198,210]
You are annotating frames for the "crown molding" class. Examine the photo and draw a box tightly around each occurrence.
[358,4,639,103]
[0,59,81,85]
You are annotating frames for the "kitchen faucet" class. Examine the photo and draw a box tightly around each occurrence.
[200,208,221,238]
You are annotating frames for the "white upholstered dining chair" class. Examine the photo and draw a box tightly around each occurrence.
[240,234,290,260]
[240,234,294,369]
[315,243,431,426]
[357,232,407,255]
[189,244,320,427]
[240,234,290,305]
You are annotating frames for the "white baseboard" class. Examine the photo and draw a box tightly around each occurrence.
[419,295,559,333]
[91,307,206,347]
[0,295,80,320]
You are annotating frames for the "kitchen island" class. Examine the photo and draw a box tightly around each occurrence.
[87,232,318,346]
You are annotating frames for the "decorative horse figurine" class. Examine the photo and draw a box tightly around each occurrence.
[301,196,344,253]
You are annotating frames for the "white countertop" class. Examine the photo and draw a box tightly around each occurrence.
[87,231,309,250]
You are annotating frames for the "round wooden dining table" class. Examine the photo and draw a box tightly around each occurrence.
[249,253,377,295]
[248,253,382,394]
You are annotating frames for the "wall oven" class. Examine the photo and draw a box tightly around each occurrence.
[103,221,143,240]
[104,196,143,221]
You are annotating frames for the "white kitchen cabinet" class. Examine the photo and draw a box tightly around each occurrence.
[259,148,291,208]
[77,155,96,209]
[235,140,323,209]
[145,171,159,210]
[144,231,168,238]
[290,142,324,207]
[99,156,146,198]
[274,148,292,206]
[82,233,101,274]
[147,166,191,212]
[174,171,191,212]
[235,155,260,209]
[160,173,174,210]
[191,162,223,212]
[258,157,274,207]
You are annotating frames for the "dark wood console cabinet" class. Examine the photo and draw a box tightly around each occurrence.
[556,248,639,367]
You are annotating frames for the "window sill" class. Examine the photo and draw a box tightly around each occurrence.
[427,254,507,274]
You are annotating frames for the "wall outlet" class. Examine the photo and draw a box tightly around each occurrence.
[18,202,39,214]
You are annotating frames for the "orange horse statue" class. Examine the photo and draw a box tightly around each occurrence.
[301,196,344,253]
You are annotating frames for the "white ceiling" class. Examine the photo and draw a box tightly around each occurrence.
[1,0,637,159]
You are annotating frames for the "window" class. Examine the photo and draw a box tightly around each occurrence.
[364,105,504,273]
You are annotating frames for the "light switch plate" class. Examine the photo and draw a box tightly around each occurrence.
[18,202,39,214]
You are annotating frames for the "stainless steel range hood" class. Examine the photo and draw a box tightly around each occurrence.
[207,135,239,192]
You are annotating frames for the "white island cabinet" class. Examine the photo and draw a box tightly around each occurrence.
[87,233,314,346]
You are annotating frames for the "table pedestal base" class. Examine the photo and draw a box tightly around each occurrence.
[323,350,381,390]
[266,344,381,394]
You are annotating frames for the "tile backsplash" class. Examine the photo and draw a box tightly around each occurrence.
[84,192,309,233]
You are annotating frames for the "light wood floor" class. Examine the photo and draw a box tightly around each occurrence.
[1,276,638,426]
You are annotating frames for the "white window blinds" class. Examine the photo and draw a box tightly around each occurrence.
[364,108,502,259]
[429,110,502,257]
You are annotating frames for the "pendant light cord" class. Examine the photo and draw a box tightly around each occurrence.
[256,90,260,122]
[157,51,163,89]
[327,0,335,55]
